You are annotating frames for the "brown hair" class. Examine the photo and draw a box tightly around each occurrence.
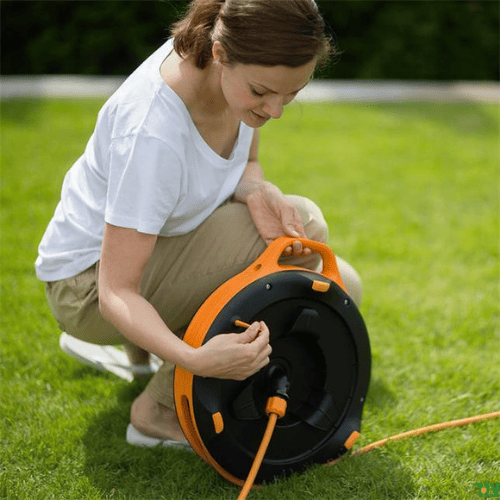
[171,0,334,69]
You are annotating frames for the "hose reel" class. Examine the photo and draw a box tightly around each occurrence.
[174,237,371,486]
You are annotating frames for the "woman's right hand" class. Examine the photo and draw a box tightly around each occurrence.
[188,321,272,380]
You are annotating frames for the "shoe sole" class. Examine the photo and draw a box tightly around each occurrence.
[126,424,192,451]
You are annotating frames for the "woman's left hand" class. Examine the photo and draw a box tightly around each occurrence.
[246,182,311,256]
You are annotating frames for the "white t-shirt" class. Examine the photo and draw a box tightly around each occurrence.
[35,39,255,282]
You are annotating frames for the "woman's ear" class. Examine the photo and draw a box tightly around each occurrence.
[212,40,226,65]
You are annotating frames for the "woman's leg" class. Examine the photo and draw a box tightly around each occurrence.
[45,263,152,366]
[336,257,363,307]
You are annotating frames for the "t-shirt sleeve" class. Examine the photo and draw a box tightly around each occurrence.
[105,134,182,234]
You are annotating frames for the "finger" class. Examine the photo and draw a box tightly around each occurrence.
[262,342,273,358]
[256,355,271,373]
[284,239,306,256]
[286,228,300,238]
[290,239,313,256]
[283,224,302,239]
[240,322,261,343]
[281,205,304,237]
[292,240,303,255]
[284,241,306,255]
[253,326,270,347]
[250,335,271,362]
[252,347,271,369]
[292,211,308,239]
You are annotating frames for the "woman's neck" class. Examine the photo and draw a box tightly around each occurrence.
[161,50,230,122]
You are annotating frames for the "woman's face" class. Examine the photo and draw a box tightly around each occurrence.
[214,45,316,128]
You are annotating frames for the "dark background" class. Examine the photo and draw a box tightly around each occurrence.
[1,0,499,80]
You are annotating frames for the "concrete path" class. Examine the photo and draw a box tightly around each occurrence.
[1,75,499,103]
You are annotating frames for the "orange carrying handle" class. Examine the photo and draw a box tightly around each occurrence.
[245,236,346,291]
[174,237,346,486]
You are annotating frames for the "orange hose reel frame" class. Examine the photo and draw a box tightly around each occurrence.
[173,237,346,486]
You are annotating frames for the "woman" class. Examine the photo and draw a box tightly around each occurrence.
[36,0,362,447]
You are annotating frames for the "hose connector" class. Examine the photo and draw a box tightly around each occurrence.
[265,396,287,419]
[266,363,290,401]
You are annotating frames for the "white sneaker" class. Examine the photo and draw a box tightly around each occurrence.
[59,332,160,382]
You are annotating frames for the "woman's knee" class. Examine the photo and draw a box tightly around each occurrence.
[336,256,363,307]
[284,195,362,306]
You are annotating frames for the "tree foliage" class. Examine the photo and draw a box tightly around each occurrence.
[1,0,498,80]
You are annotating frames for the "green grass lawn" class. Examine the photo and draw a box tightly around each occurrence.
[1,97,499,499]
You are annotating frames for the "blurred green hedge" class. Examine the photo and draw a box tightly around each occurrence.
[2,0,499,80]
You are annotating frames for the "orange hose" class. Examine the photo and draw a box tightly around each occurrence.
[237,396,499,499]
[327,410,500,466]
[238,412,279,500]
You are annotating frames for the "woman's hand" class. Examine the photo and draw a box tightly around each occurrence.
[188,321,272,380]
[246,182,311,256]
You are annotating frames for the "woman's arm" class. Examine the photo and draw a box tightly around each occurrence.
[233,130,311,256]
[98,223,193,364]
[98,223,271,380]
[232,130,266,203]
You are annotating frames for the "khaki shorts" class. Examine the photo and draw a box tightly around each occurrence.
[45,196,357,408]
